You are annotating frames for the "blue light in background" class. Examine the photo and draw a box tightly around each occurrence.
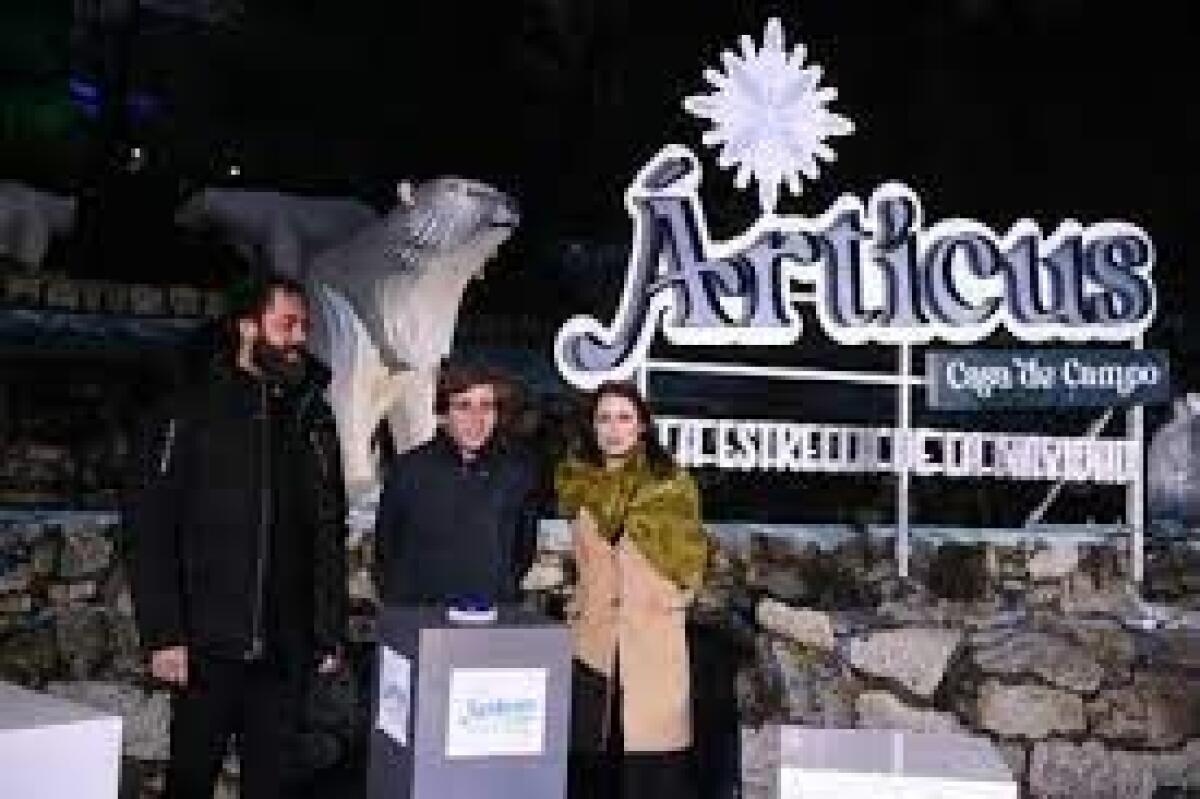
[67,75,163,122]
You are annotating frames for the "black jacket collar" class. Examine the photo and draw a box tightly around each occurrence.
[208,351,330,421]
[428,429,506,469]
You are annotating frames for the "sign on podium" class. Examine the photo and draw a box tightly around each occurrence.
[367,605,571,799]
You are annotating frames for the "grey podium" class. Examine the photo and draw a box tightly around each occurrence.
[367,605,571,799]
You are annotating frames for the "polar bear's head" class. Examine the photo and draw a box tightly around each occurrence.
[308,177,520,370]
[386,177,520,268]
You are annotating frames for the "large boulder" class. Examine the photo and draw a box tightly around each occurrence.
[755,599,835,652]
[972,629,1109,693]
[848,627,962,698]
[1028,740,1153,799]
[854,690,963,734]
[1087,671,1200,749]
[977,682,1085,739]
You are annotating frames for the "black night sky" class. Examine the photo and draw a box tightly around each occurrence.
[1,1,1195,372]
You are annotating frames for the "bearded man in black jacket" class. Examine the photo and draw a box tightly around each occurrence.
[125,275,349,799]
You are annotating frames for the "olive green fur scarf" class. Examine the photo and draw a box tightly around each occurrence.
[555,452,709,590]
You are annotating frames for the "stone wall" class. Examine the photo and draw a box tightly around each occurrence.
[518,528,1200,797]
[5,510,1198,798]
[0,512,368,798]
[0,513,175,797]
[715,535,1200,799]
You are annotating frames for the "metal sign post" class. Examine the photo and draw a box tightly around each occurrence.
[897,344,913,579]
[1128,335,1147,584]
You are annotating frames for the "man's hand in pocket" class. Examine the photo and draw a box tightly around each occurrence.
[150,646,189,688]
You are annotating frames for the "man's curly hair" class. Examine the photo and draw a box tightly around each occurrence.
[435,361,524,441]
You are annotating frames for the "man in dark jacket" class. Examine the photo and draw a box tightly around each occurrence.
[125,275,349,799]
[375,363,539,605]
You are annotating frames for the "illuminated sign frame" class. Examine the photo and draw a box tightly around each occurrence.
[552,19,1155,580]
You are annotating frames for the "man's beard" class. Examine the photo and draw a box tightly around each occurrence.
[252,342,307,387]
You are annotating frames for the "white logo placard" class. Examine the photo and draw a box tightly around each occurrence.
[445,667,547,759]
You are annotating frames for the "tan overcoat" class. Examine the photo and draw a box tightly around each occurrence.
[569,508,695,752]
[556,454,708,753]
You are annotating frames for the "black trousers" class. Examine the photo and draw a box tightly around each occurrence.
[166,655,305,799]
[568,658,697,799]
[569,748,696,799]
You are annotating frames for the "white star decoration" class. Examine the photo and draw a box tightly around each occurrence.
[683,17,855,215]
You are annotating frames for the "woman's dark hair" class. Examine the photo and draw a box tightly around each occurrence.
[577,380,675,475]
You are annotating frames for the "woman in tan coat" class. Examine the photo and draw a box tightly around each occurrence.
[556,381,709,799]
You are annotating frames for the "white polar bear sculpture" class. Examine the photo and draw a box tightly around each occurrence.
[176,180,520,525]
[0,182,77,270]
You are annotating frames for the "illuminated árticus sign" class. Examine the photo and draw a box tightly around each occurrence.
[554,146,1156,390]
[554,18,1156,392]
[552,18,1158,499]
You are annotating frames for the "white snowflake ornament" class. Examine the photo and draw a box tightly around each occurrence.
[683,17,854,215]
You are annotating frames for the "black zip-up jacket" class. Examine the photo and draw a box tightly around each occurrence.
[375,432,539,605]
[124,357,349,663]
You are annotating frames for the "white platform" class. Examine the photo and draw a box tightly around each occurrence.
[774,727,1017,799]
[0,681,123,799]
